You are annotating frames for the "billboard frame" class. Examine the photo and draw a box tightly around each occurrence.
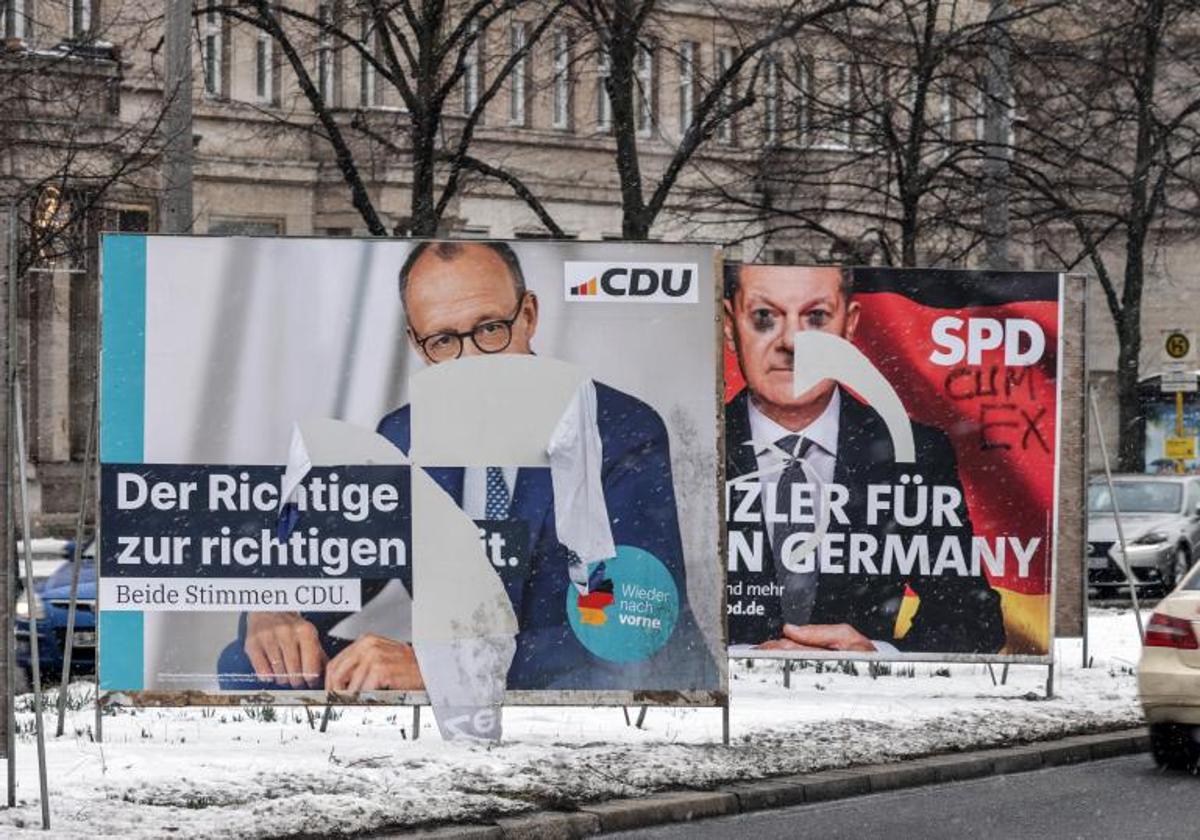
[95,234,730,738]
[720,265,1084,685]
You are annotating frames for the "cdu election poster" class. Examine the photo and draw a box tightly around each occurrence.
[99,235,724,735]
[723,266,1063,660]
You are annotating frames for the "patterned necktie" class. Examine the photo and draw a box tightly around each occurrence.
[770,434,819,627]
[485,466,511,520]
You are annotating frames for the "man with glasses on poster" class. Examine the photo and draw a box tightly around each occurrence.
[723,264,1006,655]
[225,241,715,693]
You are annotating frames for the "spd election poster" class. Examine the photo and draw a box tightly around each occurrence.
[723,266,1062,659]
[99,235,723,735]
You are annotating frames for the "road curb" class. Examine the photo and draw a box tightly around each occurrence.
[381,728,1149,839]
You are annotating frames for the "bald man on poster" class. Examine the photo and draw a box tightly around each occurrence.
[723,264,1006,655]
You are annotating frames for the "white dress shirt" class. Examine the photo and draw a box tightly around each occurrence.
[747,388,841,540]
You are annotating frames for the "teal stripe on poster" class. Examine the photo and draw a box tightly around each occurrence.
[99,612,144,691]
[99,234,147,690]
[100,234,146,464]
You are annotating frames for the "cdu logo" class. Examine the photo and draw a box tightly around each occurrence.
[564,262,699,303]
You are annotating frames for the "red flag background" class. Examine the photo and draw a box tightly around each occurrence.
[724,270,1061,654]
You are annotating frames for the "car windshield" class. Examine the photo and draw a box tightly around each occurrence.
[1088,481,1182,514]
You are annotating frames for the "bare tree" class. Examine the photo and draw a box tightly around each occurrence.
[688,0,1053,266]
[2,1,167,585]
[571,0,869,241]
[1010,0,1200,471]
[3,5,164,274]
[212,0,568,236]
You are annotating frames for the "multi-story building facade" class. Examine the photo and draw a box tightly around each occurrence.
[2,0,1197,529]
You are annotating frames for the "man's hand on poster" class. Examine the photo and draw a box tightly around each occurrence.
[755,623,877,652]
[325,634,426,692]
[244,612,326,688]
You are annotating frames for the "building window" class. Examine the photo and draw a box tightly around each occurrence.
[552,29,571,130]
[71,0,94,39]
[359,14,377,107]
[4,0,26,40]
[463,21,481,114]
[975,86,987,143]
[793,55,810,142]
[596,47,612,131]
[117,208,152,233]
[834,61,851,147]
[636,42,654,137]
[256,32,275,104]
[678,41,697,133]
[763,55,779,146]
[317,2,335,104]
[716,45,735,145]
[509,21,528,126]
[202,2,223,96]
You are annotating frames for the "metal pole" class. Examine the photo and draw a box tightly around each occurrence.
[1090,388,1144,639]
[1176,391,1185,474]
[721,700,730,746]
[411,705,420,740]
[14,380,51,829]
[4,419,11,808]
[4,199,16,807]
[93,500,102,744]
[163,0,195,234]
[783,659,792,688]
[1081,277,1091,670]
[92,264,102,745]
[56,389,95,737]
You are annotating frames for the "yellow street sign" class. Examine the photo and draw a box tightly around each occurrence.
[1165,331,1192,361]
[1165,436,1197,460]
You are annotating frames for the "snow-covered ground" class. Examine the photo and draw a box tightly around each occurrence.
[1,608,1148,838]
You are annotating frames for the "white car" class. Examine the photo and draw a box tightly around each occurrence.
[1087,475,1200,593]
[1139,564,1200,769]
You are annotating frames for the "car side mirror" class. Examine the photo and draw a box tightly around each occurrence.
[1193,502,1200,520]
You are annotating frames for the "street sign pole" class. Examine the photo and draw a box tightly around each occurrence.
[1177,391,1185,474]
[1160,329,1196,471]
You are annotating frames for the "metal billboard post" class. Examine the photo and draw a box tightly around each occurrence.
[4,199,16,808]
[1090,387,1144,640]
[13,380,51,829]
[56,390,96,737]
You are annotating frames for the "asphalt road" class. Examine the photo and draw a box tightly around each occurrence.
[604,755,1197,840]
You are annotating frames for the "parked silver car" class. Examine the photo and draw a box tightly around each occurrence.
[1087,475,1200,593]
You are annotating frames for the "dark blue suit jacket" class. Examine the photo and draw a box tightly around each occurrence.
[219,382,717,691]
[364,382,717,690]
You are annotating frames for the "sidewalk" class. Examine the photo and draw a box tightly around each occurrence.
[0,609,1147,838]
[385,728,1149,839]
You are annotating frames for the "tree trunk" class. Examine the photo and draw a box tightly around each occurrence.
[409,111,440,237]
[606,7,650,241]
[900,196,919,267]
[1115,303,1145,473]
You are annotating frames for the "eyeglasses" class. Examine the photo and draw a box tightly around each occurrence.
[411,294,527,363]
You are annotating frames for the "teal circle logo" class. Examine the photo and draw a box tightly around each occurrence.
[566,545,679,663]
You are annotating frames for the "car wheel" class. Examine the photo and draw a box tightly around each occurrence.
[1150,723,1198,771]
